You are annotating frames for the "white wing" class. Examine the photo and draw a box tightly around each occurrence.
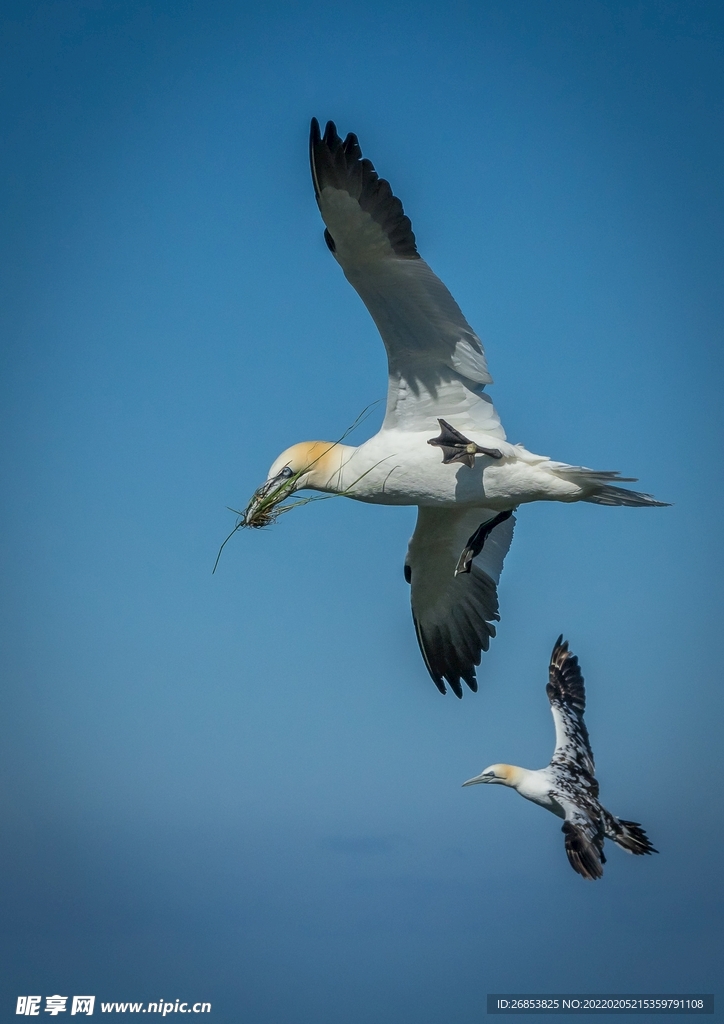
[310,119,505,439]
[404,506,515,697]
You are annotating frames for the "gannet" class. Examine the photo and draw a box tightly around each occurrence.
[245,119,667,698]
[463,637,658,879]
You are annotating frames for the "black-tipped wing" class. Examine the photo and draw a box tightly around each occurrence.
[309,119,504,438]
[310,118,419,259]
[547,637,595,777]
[404,506,515,697]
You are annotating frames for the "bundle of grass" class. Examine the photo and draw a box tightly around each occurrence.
[240,471,306,529]
[213,403,381,573]
[212,477,322,572]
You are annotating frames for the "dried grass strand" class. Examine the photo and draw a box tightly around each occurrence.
[213,401,382,573]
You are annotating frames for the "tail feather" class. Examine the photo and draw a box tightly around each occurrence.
[584,485,670,508]
[555,466,669,508]
[604,815,658,856]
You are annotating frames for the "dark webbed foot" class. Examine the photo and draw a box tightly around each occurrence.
[455,510,513,576]
[427,418,503,469]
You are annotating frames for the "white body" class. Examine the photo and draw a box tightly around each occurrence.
[252,121,666,697]
[509,767,566,817]
[310,433,601,510]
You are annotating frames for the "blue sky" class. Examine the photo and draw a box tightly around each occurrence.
[1,1,722,1021]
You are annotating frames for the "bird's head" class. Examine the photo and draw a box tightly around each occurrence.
[266,442,340,490]
[462,763,517,787]
[242,441,349,528]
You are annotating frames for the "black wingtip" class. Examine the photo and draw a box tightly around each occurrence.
[307,117,419,259]
[552,634,567,657]
[310,117,340,143]
[309,118,343,204]
[309,118,322,200]
[547,637,587,721]
[323,119,339,145]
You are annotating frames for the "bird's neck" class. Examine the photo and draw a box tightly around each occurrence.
[498,764,527,789]
[506,766,554,808]
[303,442,357,494]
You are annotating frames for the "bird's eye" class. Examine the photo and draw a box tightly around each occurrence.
[280,466,294,479]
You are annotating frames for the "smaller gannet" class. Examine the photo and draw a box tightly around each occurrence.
[463,637,657,879]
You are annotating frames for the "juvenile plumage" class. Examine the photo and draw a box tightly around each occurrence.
[463,637,657,879]
[245,120,667,698]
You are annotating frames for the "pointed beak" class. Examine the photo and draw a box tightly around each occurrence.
[243,471,296,527]
[462,772,491,787]
[250,474,285,507]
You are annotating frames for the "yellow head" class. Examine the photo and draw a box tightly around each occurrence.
[462,763,520,788]
[266,441,346,493]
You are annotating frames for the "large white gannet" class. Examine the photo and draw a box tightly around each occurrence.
[463,637,658,879]
[245,119,667,698]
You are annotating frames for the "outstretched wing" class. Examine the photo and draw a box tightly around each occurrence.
[547,637,595,777]
[309,119,505,439]
[560,806,606,880]
[404,506,515,697]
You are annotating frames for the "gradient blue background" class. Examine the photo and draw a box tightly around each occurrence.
[1,2,722,1021]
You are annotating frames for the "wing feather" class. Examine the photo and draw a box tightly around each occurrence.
[309,119,504,437]
[547,637,595,776]
[405,507,515,696]
[561,812,606,880]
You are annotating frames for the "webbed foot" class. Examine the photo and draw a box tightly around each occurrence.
[427,418,502,469]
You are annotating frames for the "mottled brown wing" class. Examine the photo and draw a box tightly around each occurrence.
[547,637,595,777]
[561,807,606,880]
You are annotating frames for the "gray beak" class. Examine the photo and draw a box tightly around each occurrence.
[462,772,491,787]
[243,470,297,526]
[249,474,284,506]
